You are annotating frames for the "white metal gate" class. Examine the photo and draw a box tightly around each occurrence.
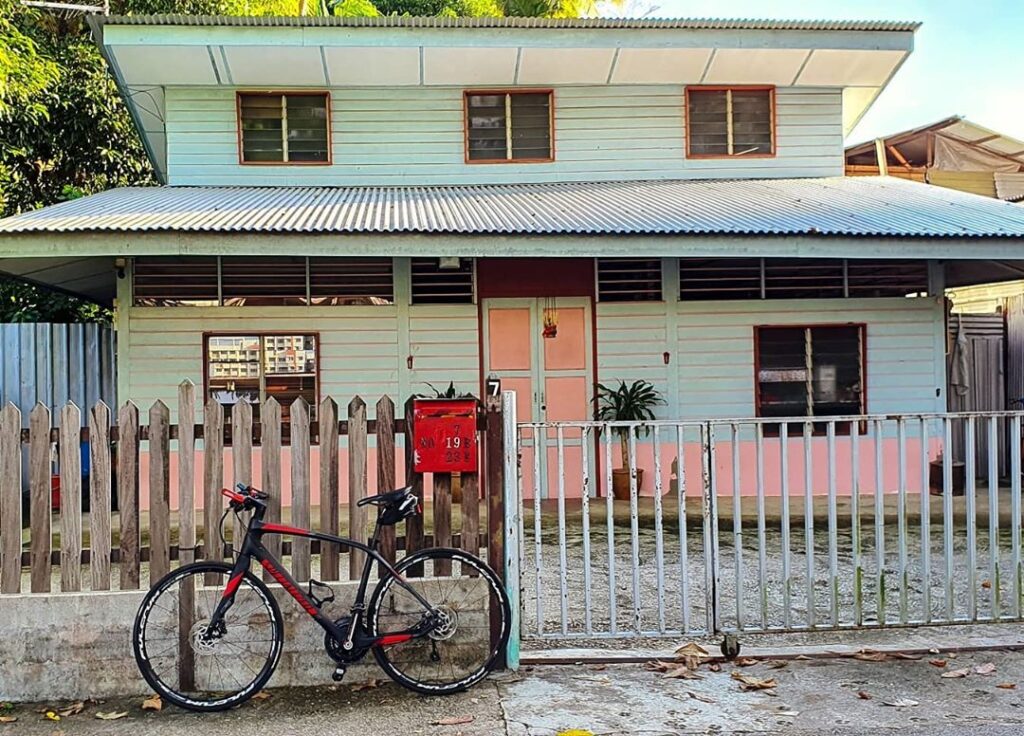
[505,401,1024,642]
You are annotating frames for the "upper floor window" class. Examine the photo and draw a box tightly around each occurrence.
[238,92,330,165]
[465,91,553,163]
[686,87,774,158]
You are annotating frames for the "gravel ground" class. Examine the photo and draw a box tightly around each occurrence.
[520,502,1021,641]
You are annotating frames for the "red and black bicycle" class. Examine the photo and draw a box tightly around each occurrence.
[132,484,510,712]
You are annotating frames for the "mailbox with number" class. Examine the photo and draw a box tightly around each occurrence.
[412,398,479,473]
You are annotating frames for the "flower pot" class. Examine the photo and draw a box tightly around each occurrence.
[612,468,644,500]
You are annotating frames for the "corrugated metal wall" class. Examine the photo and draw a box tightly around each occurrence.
[0,323,116,426]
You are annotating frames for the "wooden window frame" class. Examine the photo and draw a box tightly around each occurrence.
[236,91,333,167]
[753,323,867,429]
[202,332,321,419]
[684,85,777,160]
[463,89,555,165]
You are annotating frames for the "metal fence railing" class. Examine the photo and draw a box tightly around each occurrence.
[515,412,1024,641]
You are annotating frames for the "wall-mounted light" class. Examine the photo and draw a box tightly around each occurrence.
[438,256,461,271]
[114,257,127,280]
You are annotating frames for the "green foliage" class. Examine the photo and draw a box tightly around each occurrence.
[595,380,663,463]
[419,381,475,399]
[0,1,59,123]
[332,0,381,15]
[0,280,111,323]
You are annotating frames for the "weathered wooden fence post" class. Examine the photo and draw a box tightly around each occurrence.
[319,397,340,580]
[88,401,111,591]
[434,472,453,576]
[203,399,224,585]
[118,402,140,590]
[59,403,82,592]
[0,403,22,594]
[403,397,425,577]
[149,401,171,582]
[291,398,311,581]
[376,396,396,575]
[29,403,51,593]
[178,380,196,568]
[348,397,368,579]
[261,398,282,582]
[231,400,253,551]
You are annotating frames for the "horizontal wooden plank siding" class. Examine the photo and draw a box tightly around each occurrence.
[165,85,843,186]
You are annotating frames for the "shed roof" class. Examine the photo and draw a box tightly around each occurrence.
[2,177,1024,238]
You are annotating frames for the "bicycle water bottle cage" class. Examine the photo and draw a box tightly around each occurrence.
[307,579,336,608]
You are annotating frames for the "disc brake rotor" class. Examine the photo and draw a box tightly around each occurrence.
[428,606,459,641]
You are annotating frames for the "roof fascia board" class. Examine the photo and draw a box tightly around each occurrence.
[2,231,1022,260]
[100,24,916,52]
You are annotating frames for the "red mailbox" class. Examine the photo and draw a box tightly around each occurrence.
[412,398,478,474]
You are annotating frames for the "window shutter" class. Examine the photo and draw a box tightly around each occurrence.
[308,257,394,305]
[221,257,307,306]
[466,92,551,162]
[239,94,285,162]
[239,93,329,164]
[411,258,475,304]
[687,90,730,156]
[597,258,662,301]
[466,94,508,162]
[687,88,773,157]
[133,257,219,306]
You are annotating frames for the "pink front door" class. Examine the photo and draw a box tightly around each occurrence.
[483,298,593,499]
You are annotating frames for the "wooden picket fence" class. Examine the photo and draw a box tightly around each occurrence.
[0,380,506,596]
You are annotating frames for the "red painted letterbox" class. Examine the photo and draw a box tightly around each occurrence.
[412,398,478,474]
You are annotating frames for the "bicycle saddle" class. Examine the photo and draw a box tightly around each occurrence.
[357,487,413,508]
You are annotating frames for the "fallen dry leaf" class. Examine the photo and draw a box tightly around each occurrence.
[141,695,162,712]
[58,702,84,717]
[734,656,760,667]
[433,716,474,726]
[252,691,271,701]
[881,698,919,708]
[975,662,997,676]
[351,678,381,692]
[0,715,16,723]
[95,712,128,721]
[686,691,715,704]
[731,671,777,691]
[43,712,60,722]
[929,659,948,668]
[890,652,923,661]
[663,666,704,681]
[857,691,872,700]
[644,660,677,673]
[674,642,710,670]
[997,683,1017,690]
[982,580,992,589]
[707,663,722,673]
[853,651,889,662]
[589,664,607,672]
[766,660,789,670]
[942,668,970,679]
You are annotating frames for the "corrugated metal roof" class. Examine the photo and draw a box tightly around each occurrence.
[2,177,1023,238]
[90,14,921,32]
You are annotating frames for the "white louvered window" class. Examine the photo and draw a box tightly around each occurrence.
[411,258,475,304]
[596,258,663,302]
[679,259,929,301]
[238,92,330,164]
[686,87,774,158]
[465,91,552,163]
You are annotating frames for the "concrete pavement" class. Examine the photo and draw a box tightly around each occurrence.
[5,649,1024,735]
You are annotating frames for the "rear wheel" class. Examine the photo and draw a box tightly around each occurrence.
[368,548,511,695]
[133,561,283,712]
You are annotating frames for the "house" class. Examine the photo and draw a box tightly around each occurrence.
[845,116,1024,201]
[2,15,1024,501]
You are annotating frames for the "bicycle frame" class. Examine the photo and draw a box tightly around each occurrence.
[207,510,438,653]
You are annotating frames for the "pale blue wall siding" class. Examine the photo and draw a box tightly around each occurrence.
[164,85,843,186]
[596,296,946,419]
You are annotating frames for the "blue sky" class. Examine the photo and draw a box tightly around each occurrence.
[648,0,1024,145]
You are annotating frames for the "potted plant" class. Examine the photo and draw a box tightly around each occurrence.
[595,380,664,501]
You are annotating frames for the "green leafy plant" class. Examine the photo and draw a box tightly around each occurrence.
[419,381,475,399]
[595,380,663,466]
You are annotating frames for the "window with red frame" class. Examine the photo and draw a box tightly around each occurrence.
[687,88,774,157]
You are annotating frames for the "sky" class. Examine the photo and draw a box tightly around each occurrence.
[645,0,1024,145]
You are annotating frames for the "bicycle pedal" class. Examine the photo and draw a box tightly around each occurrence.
[308,578,336,608]
[332,665,347,683]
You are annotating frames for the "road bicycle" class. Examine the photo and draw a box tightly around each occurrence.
[133,483,511,712]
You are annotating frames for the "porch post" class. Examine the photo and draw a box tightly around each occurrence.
[501,390,521,669]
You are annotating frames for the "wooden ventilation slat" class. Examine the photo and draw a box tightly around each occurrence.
[597,258,662,302]
[764,258,844,299]
[847,260,929,297]
[411,258,475,304]
[133,257,219,306]
[309,257,394,305]
[221,257,307,306]
[680,258,762,300]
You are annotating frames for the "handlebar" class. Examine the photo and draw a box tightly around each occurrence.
[221,484,269,512]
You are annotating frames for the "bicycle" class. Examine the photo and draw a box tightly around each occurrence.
[133,483,511,712]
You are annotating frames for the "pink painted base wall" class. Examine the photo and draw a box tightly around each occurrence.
[520,437,942,500]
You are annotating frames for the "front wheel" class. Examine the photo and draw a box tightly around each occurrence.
[133,561,284,712]
[368,548,511,695]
